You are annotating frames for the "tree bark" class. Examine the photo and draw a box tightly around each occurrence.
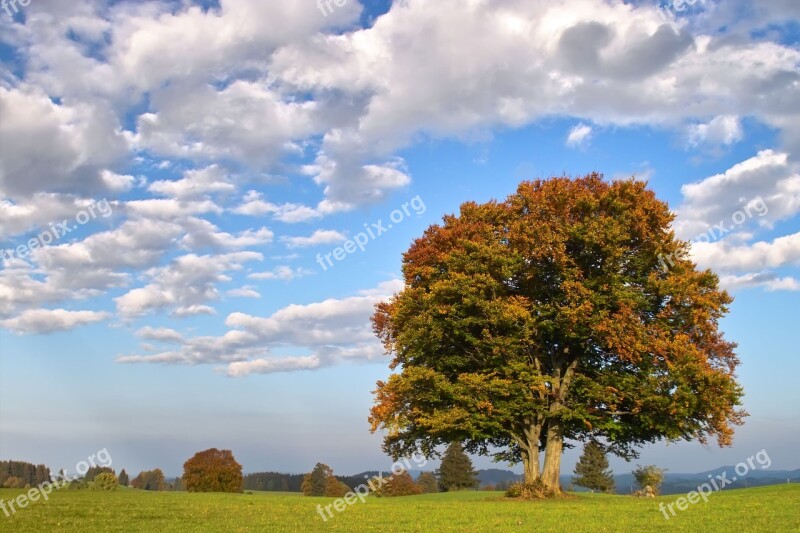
[521,422,542,483]
[540,416,564,494]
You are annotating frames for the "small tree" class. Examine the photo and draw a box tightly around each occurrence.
[183,449,243,493]
[131,469,167,491]
[85,466,114,482]
[572,441,615,493]
[301,463,334,496]
[375,472,423,497]
[118,469,129,487]
[632,465,666,494]
[93,472,119,491]
[416,472,440,493]
[324,476,350,497]
[437,442,479,491]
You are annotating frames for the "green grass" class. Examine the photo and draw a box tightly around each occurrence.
[1,484,798,532]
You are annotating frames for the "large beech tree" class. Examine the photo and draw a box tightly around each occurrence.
[369,175,745,494]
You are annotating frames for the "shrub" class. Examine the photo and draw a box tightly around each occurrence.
[632,465,666,495]
[505,479,552,500]
[374,472,423,497]
[2,477,23,489]
[93,472,119,491]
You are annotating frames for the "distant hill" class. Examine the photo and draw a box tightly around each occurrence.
[242,467,800,494]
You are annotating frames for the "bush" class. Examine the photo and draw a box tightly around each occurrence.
[374,472,423,497]
[505,479,552,499]
[93,472,119,491]
[2,477,23,489]
[632,465,666,495]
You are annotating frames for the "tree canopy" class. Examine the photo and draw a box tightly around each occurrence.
[182,448,243,493]
[369,174,745,494]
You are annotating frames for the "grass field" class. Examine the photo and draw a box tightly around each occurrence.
[1,484,798,532]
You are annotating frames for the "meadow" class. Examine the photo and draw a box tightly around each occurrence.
[1,484,798,532]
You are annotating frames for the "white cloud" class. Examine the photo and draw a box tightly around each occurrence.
[226,285,261,299]
[566,123,593,147]
[116,279,402,373]
[281,229,347,248]
[687,115,743,148]
[136,326,184,343]
[675,150,800,239]
[114,251,262,318]
[247,266,312,281]
[233,191,322,223]
[0,308,110,334]
[148,165,235,199]
[226,355,323,377]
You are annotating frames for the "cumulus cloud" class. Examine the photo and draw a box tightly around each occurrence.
[687,115,743,148]
[114,251,262,318]
[247,265,312,281]
[116,279,402,374]
[136,326,184,343]
[281,229,347,248]
[0,308,110,334]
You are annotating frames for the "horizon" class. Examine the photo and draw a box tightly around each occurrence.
[1,0,800,488]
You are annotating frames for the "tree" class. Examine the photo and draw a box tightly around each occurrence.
[131,469,167,491]
[302,463,334,496]
[84,466,114,482]
[324,476,350,497]
[437,442,479,491]
[374,472,423,497]
[369,175,746,495]
[183,449,243,493]
[416,472,440,493]
[572,441,615,493]
[118,469,129,487]
[632,465,666,494]
[93,472,119,491]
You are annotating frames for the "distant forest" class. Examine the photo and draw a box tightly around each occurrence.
[0,460,51,488]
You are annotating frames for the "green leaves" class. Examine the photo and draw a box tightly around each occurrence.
[371,174,745,480]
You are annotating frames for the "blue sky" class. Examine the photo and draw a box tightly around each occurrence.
[0,0,799,478]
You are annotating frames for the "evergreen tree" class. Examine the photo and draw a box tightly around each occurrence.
[416,472,440,493]
[436,442,479,491]
[118,469,129,486]
[572,441,615,493]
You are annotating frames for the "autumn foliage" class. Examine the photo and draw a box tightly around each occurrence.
[369,174,746,495]
[183,448,243,493]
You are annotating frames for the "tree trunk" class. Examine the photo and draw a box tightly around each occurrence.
[540,417,564,494]
[520,422,542,484]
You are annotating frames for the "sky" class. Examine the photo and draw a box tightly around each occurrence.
[0,0,799,479]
